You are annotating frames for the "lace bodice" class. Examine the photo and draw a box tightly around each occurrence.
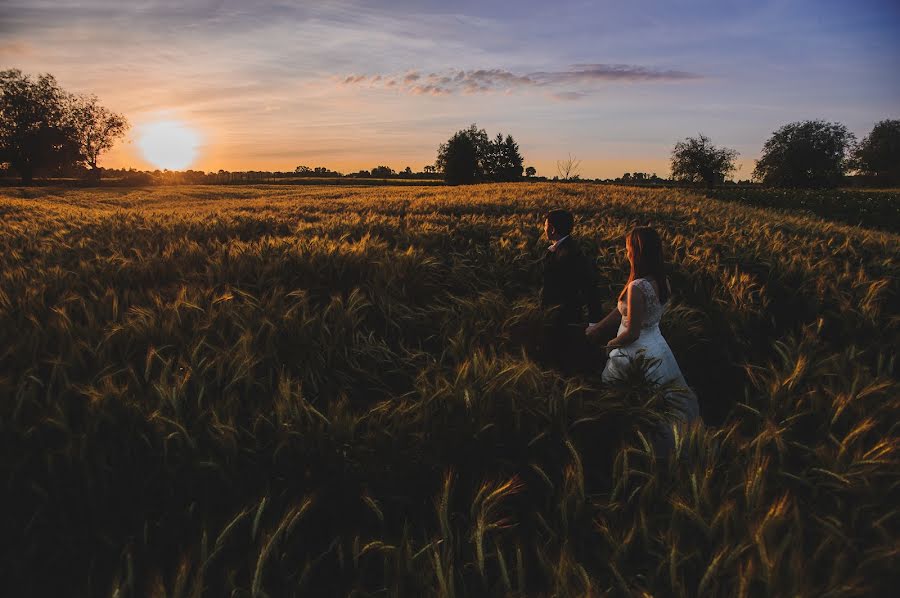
[617,278,665,329]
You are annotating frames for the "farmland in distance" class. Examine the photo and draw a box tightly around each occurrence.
[1,183,897,597]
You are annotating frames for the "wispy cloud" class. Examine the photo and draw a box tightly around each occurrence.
[341,63,702,97]
[534,64,702,83]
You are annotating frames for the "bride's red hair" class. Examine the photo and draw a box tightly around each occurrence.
[619,226,671,304]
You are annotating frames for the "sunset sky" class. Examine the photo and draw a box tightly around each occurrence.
[2,0,898,178]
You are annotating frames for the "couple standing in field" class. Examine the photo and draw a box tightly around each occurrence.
[540,209,701,451]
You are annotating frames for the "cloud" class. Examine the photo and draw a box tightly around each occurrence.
[341,63,702,97]
[534,63,702,83]
[549,90,589,101]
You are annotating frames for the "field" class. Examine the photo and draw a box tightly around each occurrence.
[1,183,897,597]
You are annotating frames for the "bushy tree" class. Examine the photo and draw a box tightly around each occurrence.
[68,93,128,182]
[1,69,127,184]
[671,134,738,187]
[525,166,536,177]
[0,69,80,184]
[436,124,489,184]
[753,120,855,188]
[371,165,394,177]
[436,124,524,184]
[852,119,900,185]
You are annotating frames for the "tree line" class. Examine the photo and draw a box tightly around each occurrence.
[669,120,899,188]
[433,120,898,188]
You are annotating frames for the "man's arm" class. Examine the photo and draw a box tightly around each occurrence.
[579,250,605,323]
[585,305,621,338]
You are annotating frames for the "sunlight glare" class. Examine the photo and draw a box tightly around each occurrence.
[137,120,201,170]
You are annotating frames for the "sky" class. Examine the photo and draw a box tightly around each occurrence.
[2,0,898,178]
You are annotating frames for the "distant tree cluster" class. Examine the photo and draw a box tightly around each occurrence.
[287,164,439,180]
[671,119,898,190]
[294,165,343,178]
[0,69,128,184]
[619,172,664,184]
[435,124,524,185]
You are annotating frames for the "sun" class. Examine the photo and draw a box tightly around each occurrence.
[137,120,201,170]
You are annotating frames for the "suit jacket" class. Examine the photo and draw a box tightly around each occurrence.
[541,236,604,326]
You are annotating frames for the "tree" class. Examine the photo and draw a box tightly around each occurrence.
[497,134,524,181]
[852,119,900,185]
[423,165,436,174]
[670,134,738,187]
[436,124,488,184]
[436,124,526,184]
[753,120,856,188]
[68,94,128,182]
[371,165,394,177]
[525,166,536,177]
[295,165,311,174]
[0,69,80,184]
[557,153,581,181]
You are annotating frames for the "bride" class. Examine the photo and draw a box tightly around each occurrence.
[586,226,700,452]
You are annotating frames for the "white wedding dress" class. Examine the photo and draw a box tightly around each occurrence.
[602,278,700,449]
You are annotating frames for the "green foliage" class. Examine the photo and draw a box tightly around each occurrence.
[0,183,897,596]
[0,69,127,184]
[753,120,856,188]
[371,165,394,178]
[435,124,524,184]
[0,69,81,183]
[671,134,739,186]
[852,119,900,185]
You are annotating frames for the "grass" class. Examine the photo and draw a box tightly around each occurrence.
[0,183,897,596]
[704,186,900,232]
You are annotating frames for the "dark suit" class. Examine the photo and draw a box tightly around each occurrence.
[540,236,604,374]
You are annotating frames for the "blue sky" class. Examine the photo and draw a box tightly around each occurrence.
[1,0,897,177]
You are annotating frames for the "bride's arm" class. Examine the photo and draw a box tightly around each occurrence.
[605,283,646,349]
[585,305,620,338]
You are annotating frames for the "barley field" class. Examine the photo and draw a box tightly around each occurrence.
[1,183,897,597]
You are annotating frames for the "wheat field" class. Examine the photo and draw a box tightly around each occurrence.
[1,183,897,597]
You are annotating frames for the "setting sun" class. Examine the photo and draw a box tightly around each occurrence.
[137,120,200,170]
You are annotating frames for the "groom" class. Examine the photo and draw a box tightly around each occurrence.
[541,209,604,374]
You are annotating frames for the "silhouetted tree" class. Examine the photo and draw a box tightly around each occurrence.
[753,120,855,188]
[436,124,526,184]
[68,93,128,182]
[371,165,394,177]
[852,119,900,185]
[423,165,436,174]
[0,69,80,184]
[525,166,536,177]
[295,165,311,174]
[436,124,487,184]
[671,134,738,187]
[557,153,581,181]
[496,134,524,181]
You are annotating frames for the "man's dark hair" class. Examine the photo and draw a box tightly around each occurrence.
[546,209,574,236]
